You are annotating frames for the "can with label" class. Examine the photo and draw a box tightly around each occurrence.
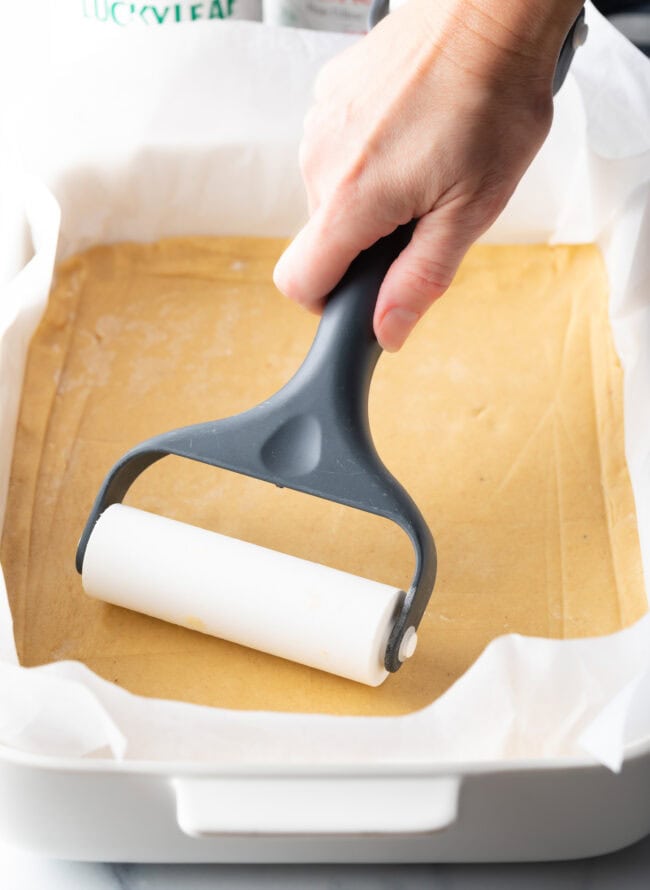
[263,0,371,33]
[73,0,262,26]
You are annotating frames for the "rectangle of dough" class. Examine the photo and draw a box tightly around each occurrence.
[1,237,646,716]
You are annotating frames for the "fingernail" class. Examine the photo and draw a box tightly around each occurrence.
[377,308,419,352]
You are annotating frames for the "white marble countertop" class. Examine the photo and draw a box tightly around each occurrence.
[4,833,650,890]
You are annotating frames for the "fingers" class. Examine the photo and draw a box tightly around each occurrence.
[273,201,393,312]
[373,207,484,351]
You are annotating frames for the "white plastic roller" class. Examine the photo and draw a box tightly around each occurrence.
[82,504,410,686]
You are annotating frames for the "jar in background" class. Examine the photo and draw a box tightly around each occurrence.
[263,0,371,33]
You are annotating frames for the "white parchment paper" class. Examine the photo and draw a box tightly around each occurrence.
[1,3,649,769]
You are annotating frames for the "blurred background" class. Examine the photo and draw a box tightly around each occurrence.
[595,0,650,54]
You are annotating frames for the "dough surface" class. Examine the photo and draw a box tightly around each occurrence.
[1,237,646,715]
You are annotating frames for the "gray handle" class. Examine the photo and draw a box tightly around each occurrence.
[309,221,415,421]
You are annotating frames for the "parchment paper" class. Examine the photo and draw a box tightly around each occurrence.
[0,3,649,769]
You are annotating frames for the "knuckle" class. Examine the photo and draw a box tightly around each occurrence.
[449,171,512,235]
[324,160,368,213]
[400,257,453,306]
[336,163,365,199]
[326,174,389,236]
[334,149,394,212]
[468,192,507,232]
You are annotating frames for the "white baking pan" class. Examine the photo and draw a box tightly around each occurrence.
[1,8,650,864]
[1,741,650,861]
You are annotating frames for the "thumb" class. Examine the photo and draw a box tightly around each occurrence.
[373,208,480,351]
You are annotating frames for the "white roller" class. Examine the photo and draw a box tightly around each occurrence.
[82,504,407,686]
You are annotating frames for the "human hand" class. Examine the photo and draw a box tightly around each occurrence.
[273,0,583,350]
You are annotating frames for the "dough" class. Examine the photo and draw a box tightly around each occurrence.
[1,237,646,715]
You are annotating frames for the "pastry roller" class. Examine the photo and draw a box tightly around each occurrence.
[76,223,437,686]
[76,6,587,687]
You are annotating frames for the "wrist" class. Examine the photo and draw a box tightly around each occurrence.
[470,0,585,57]
[406,0,584,81]
[399,0,583,99]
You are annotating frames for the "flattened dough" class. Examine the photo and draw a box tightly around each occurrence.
[1,237,646,715]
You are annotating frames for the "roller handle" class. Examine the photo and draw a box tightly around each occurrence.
[301,221,415,416]
[553,8,587,96]
[315,221,415,354]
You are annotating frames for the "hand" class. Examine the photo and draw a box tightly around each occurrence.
[274,0,583,350]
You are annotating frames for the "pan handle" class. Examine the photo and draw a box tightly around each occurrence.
[172,771,460,836]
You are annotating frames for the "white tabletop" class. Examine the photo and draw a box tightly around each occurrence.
[4,833,650,890]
